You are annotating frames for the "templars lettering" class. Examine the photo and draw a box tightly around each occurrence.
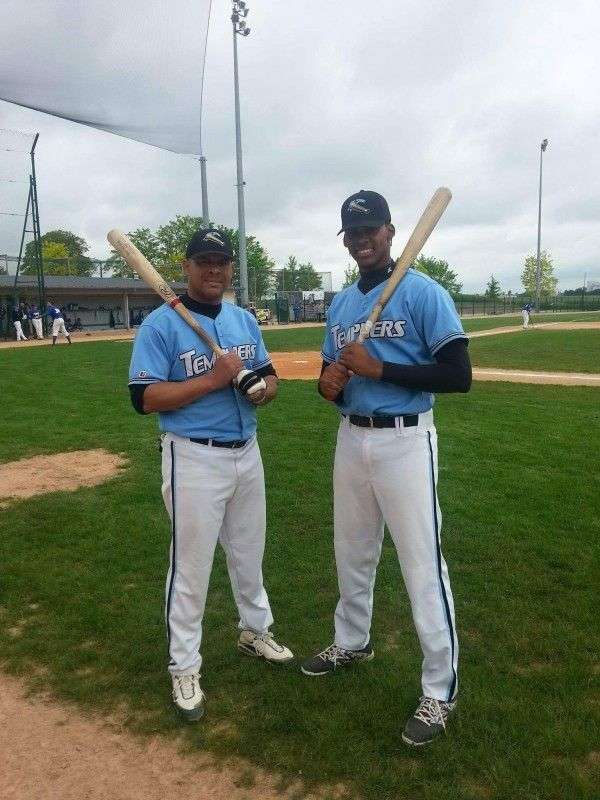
[179,344,257,377]
[330,319,406,350]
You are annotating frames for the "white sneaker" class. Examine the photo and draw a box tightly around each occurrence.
[171,673,205,721]
[238,629,294,664]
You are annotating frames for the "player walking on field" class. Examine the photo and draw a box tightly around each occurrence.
[128,228,293,722]
[301,190,472,746]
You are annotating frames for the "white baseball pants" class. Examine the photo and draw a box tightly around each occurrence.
[52,317,69,338]
[14,321,27,340]
[161,433,273,676]
[32,318,43,338]
[522,310,530,328]
[333,412,458,701]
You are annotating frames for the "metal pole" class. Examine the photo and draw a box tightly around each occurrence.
[535,139,547,310]
[30,133,45,315]
[232,18,249,306]
[200,155,210,223]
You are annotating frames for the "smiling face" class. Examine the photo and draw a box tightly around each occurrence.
[183,253,233,304]
[343,223,395,272]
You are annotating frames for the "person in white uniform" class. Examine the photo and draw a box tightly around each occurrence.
[12,306,27,341]
[128,228,293,722]
[301,190,472,747]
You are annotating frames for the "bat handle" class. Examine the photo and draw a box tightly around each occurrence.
[357,319,373,344]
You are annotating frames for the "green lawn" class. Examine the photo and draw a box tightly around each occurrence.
[0,342,598,800]
[469,329,600,373]
[261,312,600,352]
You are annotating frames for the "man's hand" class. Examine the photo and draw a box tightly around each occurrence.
[339,342,383,380]
[319,362,351,401]
[209,351,245,390]
[248,374,278,406]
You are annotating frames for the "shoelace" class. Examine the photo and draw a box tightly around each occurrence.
[318,644,352,666]
[252,631,283,652]
[413,697,448,729]
[175,674,199,701]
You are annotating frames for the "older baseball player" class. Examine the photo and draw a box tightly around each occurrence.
[46,301,72,345]
[301,190,472,747]
[128,228,293,722]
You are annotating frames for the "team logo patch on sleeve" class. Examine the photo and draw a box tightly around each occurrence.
[138,370,149,378]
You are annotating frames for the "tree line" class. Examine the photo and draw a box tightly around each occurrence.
[21,217,568,299]
[21,216,323,301]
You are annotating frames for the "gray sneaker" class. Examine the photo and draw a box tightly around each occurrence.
[300,642,374,676]
[402,696,456,746]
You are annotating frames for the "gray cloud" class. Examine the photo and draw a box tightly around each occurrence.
[1,0,599,292]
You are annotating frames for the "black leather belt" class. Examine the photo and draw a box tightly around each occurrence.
[189,437,249,449]
[344,413,419,429]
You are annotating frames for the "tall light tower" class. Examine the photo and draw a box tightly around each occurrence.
[231,0,251,306]
[535,138,549,309]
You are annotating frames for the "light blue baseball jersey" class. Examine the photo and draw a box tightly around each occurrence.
[322,269,466,416]
[128,301,271,440]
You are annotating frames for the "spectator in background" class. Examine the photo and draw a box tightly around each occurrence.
[248,304,258,319]
[29,304,44,339]
[12,305,27,341]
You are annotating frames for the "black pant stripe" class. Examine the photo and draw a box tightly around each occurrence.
[427,431,457,701]
[165,440,177,665]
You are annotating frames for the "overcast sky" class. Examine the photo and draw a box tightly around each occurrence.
[1,0,599,292]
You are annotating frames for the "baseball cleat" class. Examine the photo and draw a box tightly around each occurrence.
[300,642,374,676]
[401,696,456,746]
[238,629,294,664]
[171,673,205,722]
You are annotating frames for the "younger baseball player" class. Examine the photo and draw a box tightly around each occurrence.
[301,190,471,747]
[128,228,293,722]
[29,304,44,339]
[12,306,27,341]
[46,301,72,345]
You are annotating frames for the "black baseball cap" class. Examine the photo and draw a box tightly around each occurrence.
[185,228,234,260]
[338,190,391,235]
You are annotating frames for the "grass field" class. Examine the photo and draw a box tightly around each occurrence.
[261,311,600,353]
[469,329,600,373]
[1,342,599,800]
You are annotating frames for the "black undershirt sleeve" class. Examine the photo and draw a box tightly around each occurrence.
[128,364,278,415]
[381,338,471,393]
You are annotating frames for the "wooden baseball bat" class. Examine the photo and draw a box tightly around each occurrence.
[107,229,266,395]
[357,187,452,343]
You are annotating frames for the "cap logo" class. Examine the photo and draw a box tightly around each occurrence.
[203,231,224,245]
[347,199,371,215]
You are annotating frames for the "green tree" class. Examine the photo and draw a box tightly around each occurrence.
[414,255,462,294]
[342,263,360,287]
[521,251,558,296]
[22,230,95,276]
[275,257,322,292]
[297,261,322,291]
[275,256,299,291]
[485,274,502,299]
[107,216,275,300]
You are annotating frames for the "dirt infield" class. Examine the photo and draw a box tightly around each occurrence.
[0,673,330,800]
[269,346,600,386]
[0,450,129,508]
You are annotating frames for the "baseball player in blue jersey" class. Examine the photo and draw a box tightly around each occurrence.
[301,190,472,747]
[522,301,533,328]
[46,302,72,345]
[128,228,293,722]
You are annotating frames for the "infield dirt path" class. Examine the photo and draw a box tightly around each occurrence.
[0,672,338,800]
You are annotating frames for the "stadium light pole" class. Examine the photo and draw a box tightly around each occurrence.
[231,0,251,306]
[535,138,549,309]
